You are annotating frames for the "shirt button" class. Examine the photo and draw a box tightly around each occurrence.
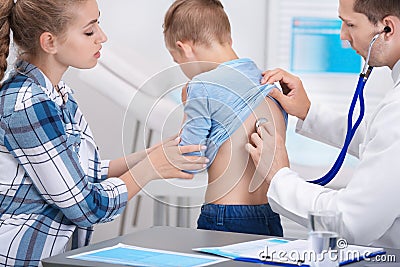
[73,143,79,152]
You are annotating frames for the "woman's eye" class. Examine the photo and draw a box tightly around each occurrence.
[85,31,94,36]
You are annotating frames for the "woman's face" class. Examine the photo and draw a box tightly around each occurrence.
[54,0,108,70]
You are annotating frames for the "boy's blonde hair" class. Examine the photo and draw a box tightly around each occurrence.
[163,0,231,49]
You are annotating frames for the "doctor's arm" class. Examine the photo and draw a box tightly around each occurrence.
[247,102,400,245]
[263,68,366,157]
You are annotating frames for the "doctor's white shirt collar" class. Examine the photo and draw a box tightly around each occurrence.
[391,59,400,87]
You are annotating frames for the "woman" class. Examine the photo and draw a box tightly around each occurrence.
[0,0,207,265]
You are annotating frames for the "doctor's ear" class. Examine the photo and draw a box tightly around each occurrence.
[382,16,397,37]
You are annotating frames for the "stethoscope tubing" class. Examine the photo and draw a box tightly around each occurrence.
[257,32,382,186]
[308,71,369,185]
[307,30,383,185]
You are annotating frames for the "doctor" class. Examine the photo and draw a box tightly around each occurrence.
[246,0,400,248]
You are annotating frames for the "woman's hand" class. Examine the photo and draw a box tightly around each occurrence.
[262,68,311,121]
[120,137,208,200]
[245,122,289,184]
[131,137,207,183]
[145,134,178,155]
[108,135,180,178]
[148,137,208,179]
[181,83,189,104]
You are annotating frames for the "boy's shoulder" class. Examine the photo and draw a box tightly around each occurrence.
[192,66,226,84]
[189,59,262,95]
[195,58,260,82]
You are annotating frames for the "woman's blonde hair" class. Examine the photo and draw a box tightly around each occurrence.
[163,0,231,49]
[0,0,87,81]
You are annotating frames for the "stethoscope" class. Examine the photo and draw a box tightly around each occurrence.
[256,26,391,186]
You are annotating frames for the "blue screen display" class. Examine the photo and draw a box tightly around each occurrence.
[291,17,361,74]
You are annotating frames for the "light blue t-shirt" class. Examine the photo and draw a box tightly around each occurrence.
[179,58,288,171]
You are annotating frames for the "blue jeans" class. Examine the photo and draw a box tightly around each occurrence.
[197,203,283,236]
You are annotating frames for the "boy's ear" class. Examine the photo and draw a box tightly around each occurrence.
[228,36,233,46]
[176,41,195,59]
[39,32,58,54]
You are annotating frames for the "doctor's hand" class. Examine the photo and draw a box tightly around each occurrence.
[261,68,311,121]
[245,122,289,184]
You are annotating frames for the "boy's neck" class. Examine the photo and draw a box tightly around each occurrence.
[195,43,239,69]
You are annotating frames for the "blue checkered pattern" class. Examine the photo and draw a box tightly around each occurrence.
[0,61,128,266]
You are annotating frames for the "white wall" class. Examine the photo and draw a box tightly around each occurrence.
[91,0,268,83]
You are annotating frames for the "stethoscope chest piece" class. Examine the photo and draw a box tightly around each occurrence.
[255,117,268,131]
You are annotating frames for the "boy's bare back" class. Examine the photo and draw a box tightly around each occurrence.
[206,97,286,205]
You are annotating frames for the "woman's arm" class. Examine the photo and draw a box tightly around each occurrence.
[107,134,191,178]
[107,82,190,179]
[117,138,208,199]
[4,95,128,227]
[108,149,149,178]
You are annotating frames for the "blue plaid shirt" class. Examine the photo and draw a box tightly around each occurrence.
[0,61,128,266]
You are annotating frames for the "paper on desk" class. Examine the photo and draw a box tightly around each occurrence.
[194,238,304,265]
[68,243,228,267]
[194,238,385,266]
[194,238,289,259]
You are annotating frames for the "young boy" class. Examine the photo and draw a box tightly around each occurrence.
[163,0,287,236]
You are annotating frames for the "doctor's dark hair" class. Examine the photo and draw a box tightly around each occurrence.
[0,0,87,82]
[354,0,400,24]
[163,0,231,48]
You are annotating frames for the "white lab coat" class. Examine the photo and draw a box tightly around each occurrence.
[268,60,400,249]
